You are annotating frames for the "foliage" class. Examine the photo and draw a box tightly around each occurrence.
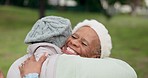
[107,0,129,5]
[75,0,103,12]
[0,0,49,8]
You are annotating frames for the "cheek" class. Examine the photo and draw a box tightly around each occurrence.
[81,47,92,55]
[66,37,71,42]
[65,37,71,44]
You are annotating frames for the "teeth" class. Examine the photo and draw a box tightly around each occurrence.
[67,47,75,53]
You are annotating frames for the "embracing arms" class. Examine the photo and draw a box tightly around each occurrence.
[19,53,47,78]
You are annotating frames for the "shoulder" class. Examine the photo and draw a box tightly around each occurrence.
[56,55,137,78]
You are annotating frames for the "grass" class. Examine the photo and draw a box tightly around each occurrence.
[0,5,148,78]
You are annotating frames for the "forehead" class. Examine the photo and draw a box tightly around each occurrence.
[74,26,99,43]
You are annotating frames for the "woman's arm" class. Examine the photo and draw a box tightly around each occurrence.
[19,53,48,78]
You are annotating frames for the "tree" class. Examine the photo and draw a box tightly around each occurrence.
[129,0,144,15]
[5,0,10,5]
[75,0,103,12]
[39,0,46,19]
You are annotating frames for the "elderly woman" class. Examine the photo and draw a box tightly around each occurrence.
[8,19,137,78]
[7,16,72,78]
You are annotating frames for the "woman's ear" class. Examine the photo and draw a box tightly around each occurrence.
[92,49,101,58]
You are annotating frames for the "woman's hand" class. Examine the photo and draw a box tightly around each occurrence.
[19,53,48,77]
[0,70,4,78]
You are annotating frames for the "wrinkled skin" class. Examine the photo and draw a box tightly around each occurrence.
[62,26,101,58]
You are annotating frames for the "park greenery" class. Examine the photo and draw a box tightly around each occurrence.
[0,5,148,78]
[0,0,145,18]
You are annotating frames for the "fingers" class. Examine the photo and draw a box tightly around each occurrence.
[19,66,22,74]
[29,54,36,61]
[18,66,21,72]
[24,60,28,64]
[38,53,48,64]
[19,65,24,78]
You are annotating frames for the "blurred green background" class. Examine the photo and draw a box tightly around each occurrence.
[0,5,148,78]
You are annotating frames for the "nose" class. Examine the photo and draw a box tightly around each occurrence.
[70,39,80,47]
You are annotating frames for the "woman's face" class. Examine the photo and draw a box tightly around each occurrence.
[62,26,101,58]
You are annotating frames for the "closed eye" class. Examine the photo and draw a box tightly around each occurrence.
[71,34,78,39]
[82,41,88,46]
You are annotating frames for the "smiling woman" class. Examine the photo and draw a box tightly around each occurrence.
[62,26,101,58]
[14,19,115,78]
[7,19,138,78]
[70,19,112,58]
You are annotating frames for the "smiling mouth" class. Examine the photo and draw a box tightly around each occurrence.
[62,47,77,55]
